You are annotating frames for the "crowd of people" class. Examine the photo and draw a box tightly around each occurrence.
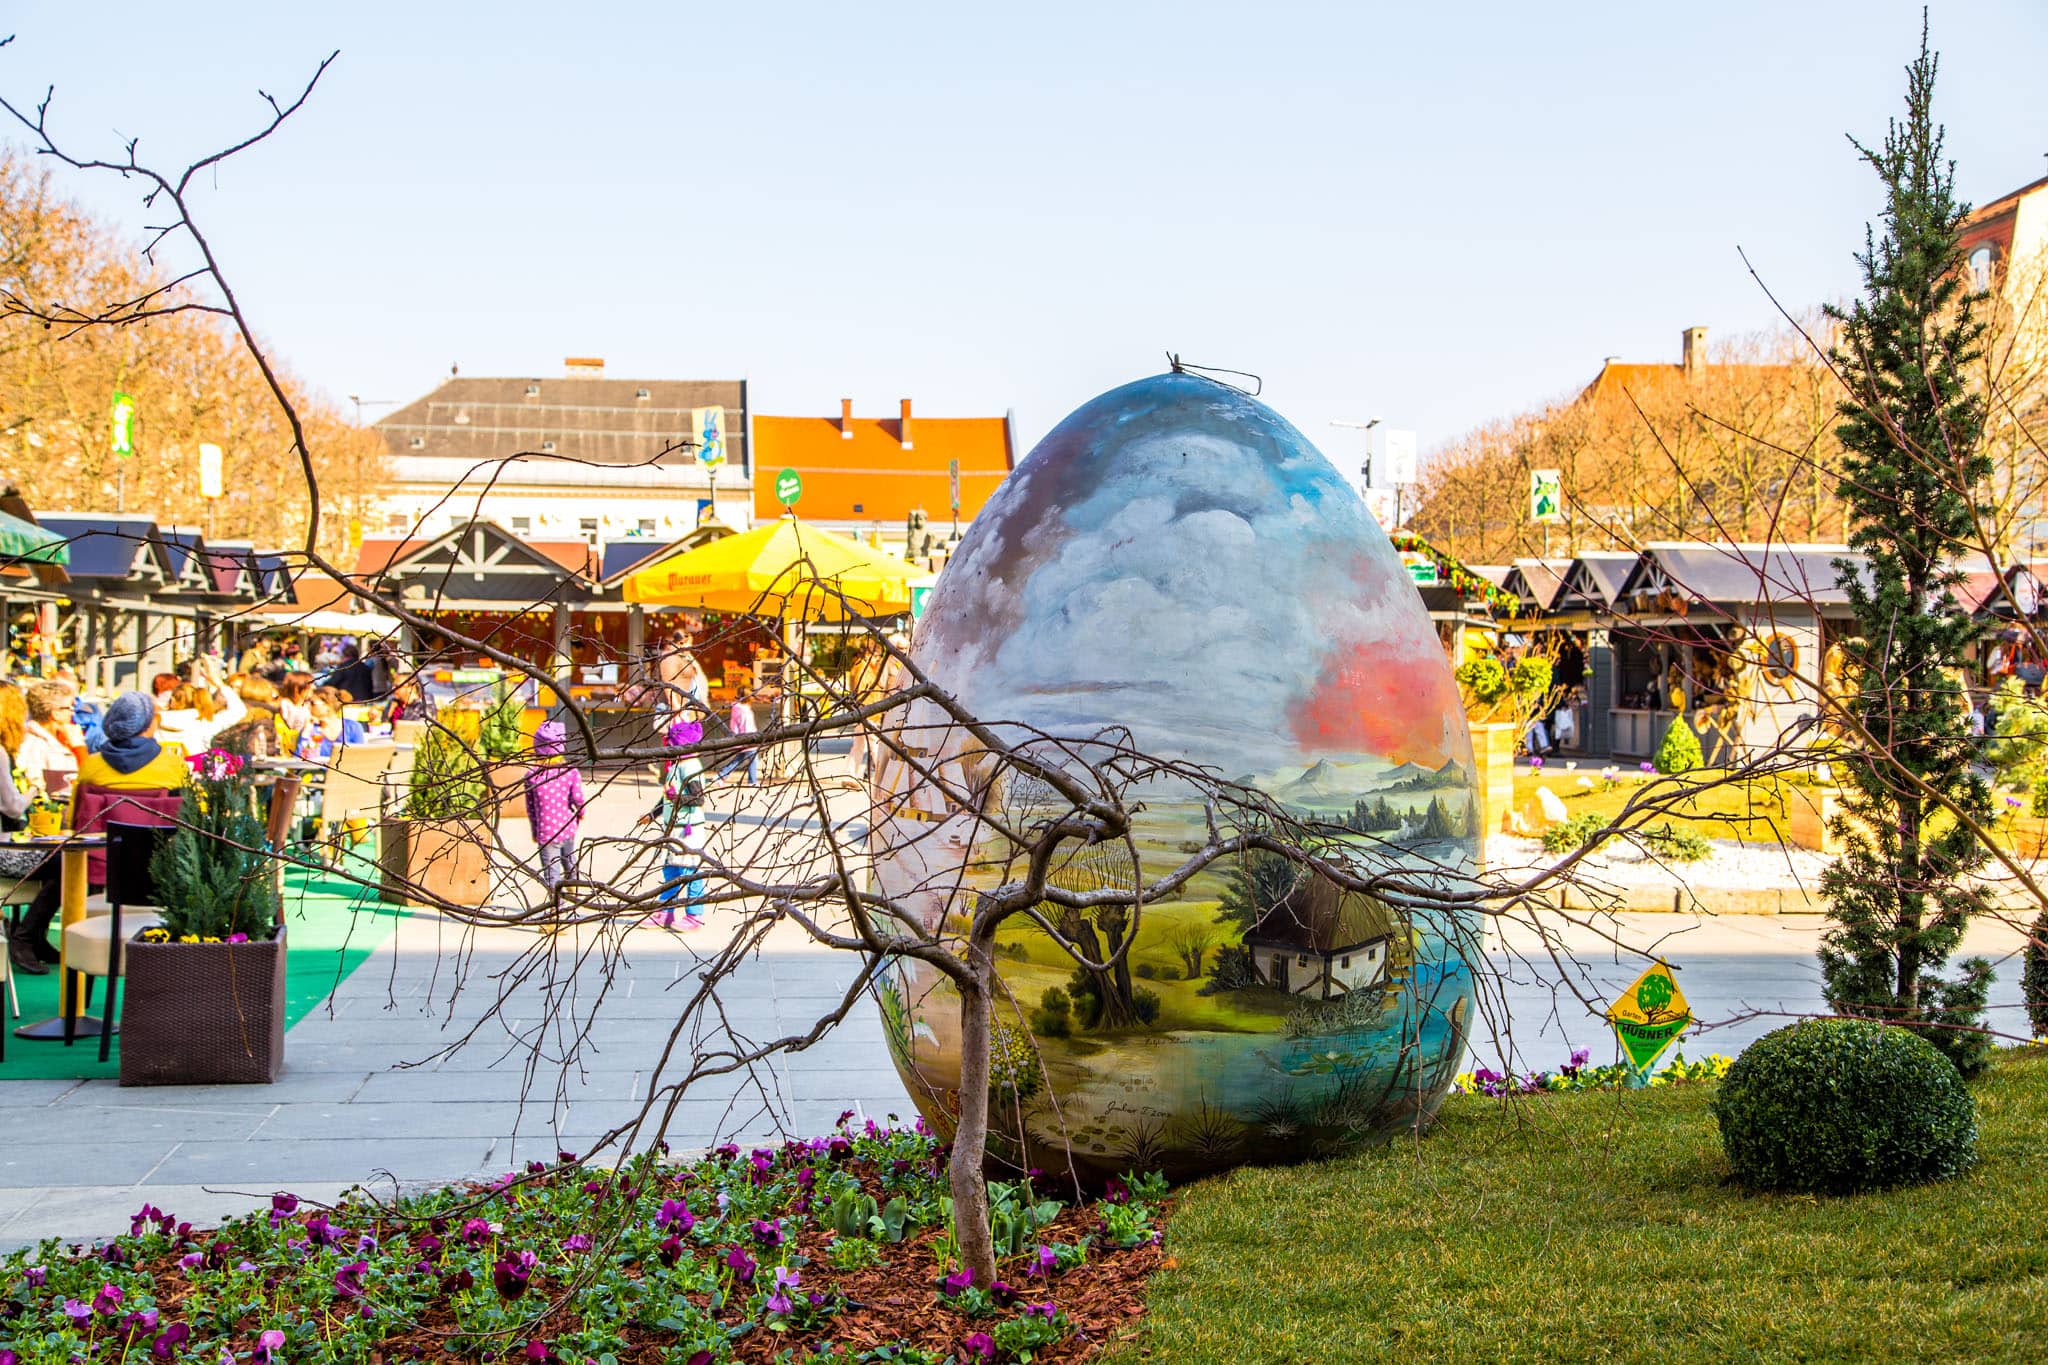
[0,634,413,975]
[0,632,786,973]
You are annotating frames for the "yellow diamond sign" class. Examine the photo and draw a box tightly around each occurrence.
[1606,961,1690,1076]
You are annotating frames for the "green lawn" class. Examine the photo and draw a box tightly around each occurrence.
[1111,1049,2048,1363]
[1517,768,1812,843]
[1,853,404,1081]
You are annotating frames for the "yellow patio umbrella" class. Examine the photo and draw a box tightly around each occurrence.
[621,515,916,620]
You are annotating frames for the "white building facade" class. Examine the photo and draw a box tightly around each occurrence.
[370,360,754,543]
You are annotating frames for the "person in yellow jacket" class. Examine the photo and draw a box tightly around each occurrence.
[73,690,192,795]
[8,691,188,974]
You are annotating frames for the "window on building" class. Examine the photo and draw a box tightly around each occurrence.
[525,383,541,397]
[1970,245,1995,291]
[540,440,557,453]
[578,517,599,543]
[635,387,651,400]
[637,518,656,536]
[510,516,532,535]
[385,512,410,533]
[408,436,425,449]
[1340,956,1351,969]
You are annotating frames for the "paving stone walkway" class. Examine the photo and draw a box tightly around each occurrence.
[0,767,915,1247]
[2,760,2037,1247]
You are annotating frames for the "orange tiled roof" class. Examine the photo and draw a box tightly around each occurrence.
[752,409,1013,523]
[1577,361,1795,406]
[1965,172,2048,228]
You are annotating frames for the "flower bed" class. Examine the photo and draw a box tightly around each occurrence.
[0,1117,1166,1364]
[1452,1049,1733,1097]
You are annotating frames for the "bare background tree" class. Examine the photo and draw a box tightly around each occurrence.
[13,38,2046,1304]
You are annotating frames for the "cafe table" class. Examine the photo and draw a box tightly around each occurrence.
[11,830,112,1041]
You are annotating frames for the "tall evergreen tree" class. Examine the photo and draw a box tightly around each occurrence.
[1818,25,1994,1076]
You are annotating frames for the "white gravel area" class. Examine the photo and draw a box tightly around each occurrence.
[1486,831,1829,891]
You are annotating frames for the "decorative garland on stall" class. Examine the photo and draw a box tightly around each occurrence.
[1386,530,1520,616]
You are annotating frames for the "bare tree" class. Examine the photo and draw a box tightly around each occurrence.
[0,48,1900,1302]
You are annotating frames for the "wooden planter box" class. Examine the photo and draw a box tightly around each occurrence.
[1468,721,1518,841]
[486,762,529,823]
[378,817,492,907]
[119,931,287,1086]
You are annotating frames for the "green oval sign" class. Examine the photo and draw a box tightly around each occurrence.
[775,468,803,506]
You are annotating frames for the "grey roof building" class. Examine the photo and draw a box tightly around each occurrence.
[371,360,752,542]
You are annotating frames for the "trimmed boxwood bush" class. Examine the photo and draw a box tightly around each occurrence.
[1653,717,1704,775]
[1713,1017,1977,1193]
[1541,812,1608,854]
[2025,909,2048,1039]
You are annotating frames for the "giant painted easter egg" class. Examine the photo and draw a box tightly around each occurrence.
[866,372,1480,1181]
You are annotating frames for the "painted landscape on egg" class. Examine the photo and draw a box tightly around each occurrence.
[873,752,1481,1180]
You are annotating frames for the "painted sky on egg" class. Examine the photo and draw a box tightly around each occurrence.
[917,372,1466,782]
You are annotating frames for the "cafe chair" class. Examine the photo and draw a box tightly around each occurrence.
[1,871,44,1020]
[62,822,171,1064]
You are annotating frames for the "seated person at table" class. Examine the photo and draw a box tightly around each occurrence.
[7,691,188,975]
[156,659,248,757]
[21,681,81,780]
[276,671,315,735]
[293,687,367,761]
[214,676,285,758]
[52,667,103,752]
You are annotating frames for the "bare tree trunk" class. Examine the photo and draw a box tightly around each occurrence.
[949,930,998,1286]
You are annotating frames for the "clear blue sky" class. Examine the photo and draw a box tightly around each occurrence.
[5,1,2045,472]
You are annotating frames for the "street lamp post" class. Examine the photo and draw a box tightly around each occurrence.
[347,394,397,544]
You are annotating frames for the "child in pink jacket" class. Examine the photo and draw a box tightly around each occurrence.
[525,720,586,891]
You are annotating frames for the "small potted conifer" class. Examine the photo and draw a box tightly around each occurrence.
[378,725,493,907]
[120,749,288,1085]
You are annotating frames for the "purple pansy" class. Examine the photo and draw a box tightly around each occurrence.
[333,1261,368,1300]
[493,1251,537,1300]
